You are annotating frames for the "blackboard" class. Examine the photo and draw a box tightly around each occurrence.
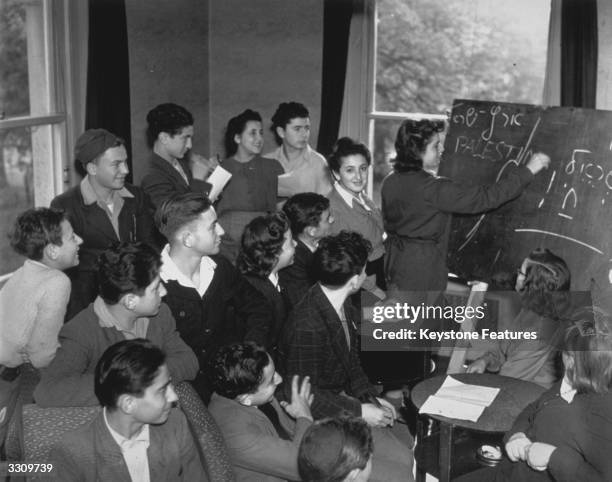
[439,99,612,290]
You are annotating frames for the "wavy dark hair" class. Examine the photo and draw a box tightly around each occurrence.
[224,109,262,157]
[97,242,161,304]
[209,342,270,399]
[95,339,166,409]
[270,102,309,145]
[314,231,371,287]
[564,307,612,394]
[298,416,373,482]
[155,192,213,241]
[393,119,445,172]
[9,207,66,261]
[146,103,194,148]
[237,212,290,278]
[282,193,330,237]
[328,137,371,173]
[519,248,571,319]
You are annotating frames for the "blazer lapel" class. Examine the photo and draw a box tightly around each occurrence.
[82,203,121,243]
[92,414,133,481]
[153,155,190,189]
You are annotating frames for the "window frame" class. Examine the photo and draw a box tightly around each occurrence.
[0,0,75,276]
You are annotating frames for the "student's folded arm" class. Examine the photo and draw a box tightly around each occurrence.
[222,419,310,481]
[548,446,608,482]
[25,273,70,368]
[34,326,97,407]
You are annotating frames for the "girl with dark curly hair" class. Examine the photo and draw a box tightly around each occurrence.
[381,119,551,294]
[466,248,572,388]
[216,109,284,262]
[237,212,296,352]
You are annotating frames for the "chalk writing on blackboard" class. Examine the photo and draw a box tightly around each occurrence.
[515,229,603,255]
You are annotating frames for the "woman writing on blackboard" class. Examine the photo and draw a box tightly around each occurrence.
[466,248,571,388]
[381,119,551,294]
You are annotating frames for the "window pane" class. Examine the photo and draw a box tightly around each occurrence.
[0,0,49,119]
[1,126,34,274]
[375,0,551,114]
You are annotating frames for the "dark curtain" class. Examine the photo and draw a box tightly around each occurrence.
[316,0,353,158]
[561,0,598,108]
[84,0,132,181]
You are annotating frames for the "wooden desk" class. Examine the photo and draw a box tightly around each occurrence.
[410,373,545,482]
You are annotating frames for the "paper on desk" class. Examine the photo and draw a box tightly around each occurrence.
[419,376,500,422]
[207,166,232,202]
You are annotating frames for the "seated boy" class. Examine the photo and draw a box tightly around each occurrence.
[279,231,414,481]
[279,192,334,310]
[298,416,373,482]
[34,242,198,407]
[155,192,272,402]
[0,208,82,447]
[50,339,206,481]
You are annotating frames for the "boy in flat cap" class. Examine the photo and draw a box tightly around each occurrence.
[51,129,157,320]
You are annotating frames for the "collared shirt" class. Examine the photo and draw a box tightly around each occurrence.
[80,175,134,239]
[320,284,351,348]
[268,272,280,292]
[94,297,149,339]
[334,182,371,211]
[103,408,151,482]
[160,244,217,297]
[559,376,577,403]
[264,145,332,197]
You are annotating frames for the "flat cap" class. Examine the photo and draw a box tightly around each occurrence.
[75,128,123,168]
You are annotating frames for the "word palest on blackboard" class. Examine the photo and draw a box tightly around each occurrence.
[439,99,612,290]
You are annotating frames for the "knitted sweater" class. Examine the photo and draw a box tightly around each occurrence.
[0,260,70,368]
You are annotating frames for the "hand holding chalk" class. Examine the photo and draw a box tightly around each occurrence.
[526,152,551,175]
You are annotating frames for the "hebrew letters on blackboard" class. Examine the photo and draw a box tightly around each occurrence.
[440,99,612,290]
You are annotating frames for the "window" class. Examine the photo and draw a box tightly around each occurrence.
[368,0,551,204]
[0,0,71,276]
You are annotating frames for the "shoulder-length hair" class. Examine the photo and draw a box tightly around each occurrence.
[519,248,571,319]
[393,119,445,172]
[564,307,612,394]
[224,109,262,157]
[236,212,290,278]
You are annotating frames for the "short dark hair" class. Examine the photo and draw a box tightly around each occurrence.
[393,119,445,172]
[282,193,330,237]
[209,342,270,399]
[155,192,213,241]
[520,248,571,319]
[97,242,161,304]
[95,339,166,409]
[563,307,612,395]
[237,212,290,278]
[298,416,373,482]
[270,102,310,145]
[146,103,194,148]
[328,137,371,173]
[314,231,371,287]
[9,207,66,261]
[224,109,262,157]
